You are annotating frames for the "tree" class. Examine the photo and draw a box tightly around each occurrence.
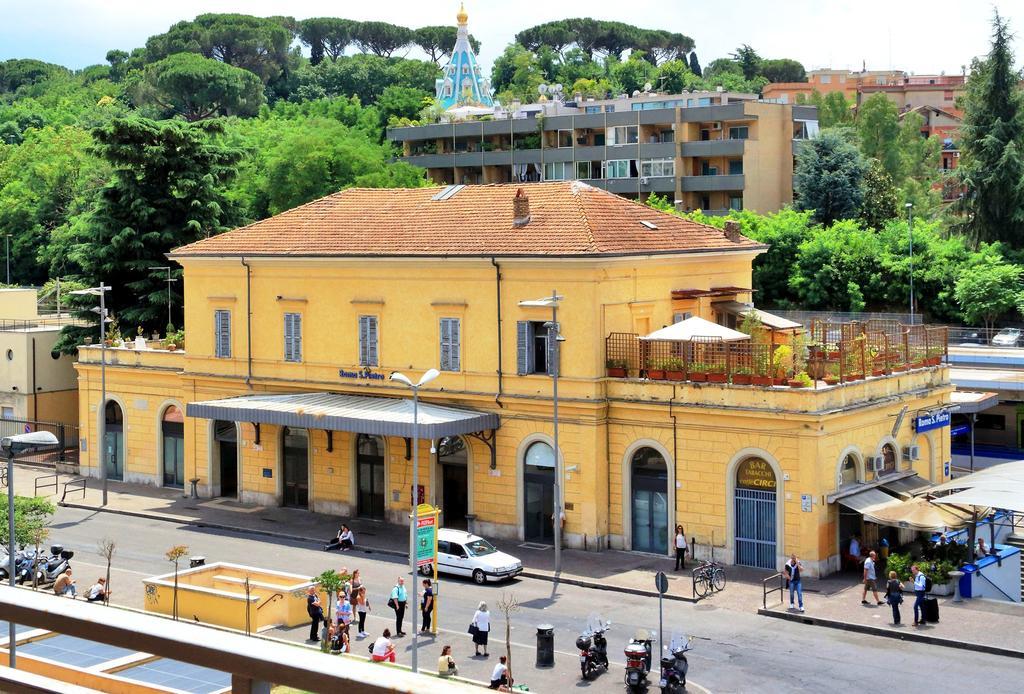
[413,25,480,64]
[857,93,903,179]
[759,58,806,83]
[958,12,1024,245]
[314,568,346,641]
[105,50,130,83]
[688,51,702,77]
[55,118,241,344]
[378,85,431,131]
[0,59,68,93]
[136,53,264,121]
[657,59,696,94]
[97,538,116,604]
[295,54,436,103]
[299,18,356,65]
[351,21,413,58]
[145,13,294,85]
[611,52,658,94]
[860,160,900,229]
[29,526,49,590]
[794,130,868,225]
[165,544,189,620]
[955,252,1022,330]
[799,90,854,128]
[497,592,520,687]
[636,30,694,65]
[0,496,55,549]
[516,21,575,56]
[703,57,741,80]
[730,44,762,80]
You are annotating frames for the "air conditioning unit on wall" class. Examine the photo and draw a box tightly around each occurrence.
[903,445,920,462]
[866,456,883,473]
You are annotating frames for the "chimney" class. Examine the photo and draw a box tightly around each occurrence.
[723,220,742,242]
[512,188,531,227]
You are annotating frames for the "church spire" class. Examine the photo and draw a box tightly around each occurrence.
[435,3,493,111]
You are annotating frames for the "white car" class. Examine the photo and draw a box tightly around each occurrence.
[419,528,523,584]
[992,328,1022,347]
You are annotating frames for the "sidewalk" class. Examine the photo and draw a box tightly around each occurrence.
[760,580,1024,658]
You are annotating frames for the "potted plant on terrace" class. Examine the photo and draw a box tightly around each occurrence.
[732,366,753,385]
[751,359,773,387]
[665,358,685,381]
[787,371,813,388]
[606,358,627,378]
[823,363,840,386]
[688,362,707,382]
[647,359,666,380]
[706,363,728,383]
[772,345,792,386]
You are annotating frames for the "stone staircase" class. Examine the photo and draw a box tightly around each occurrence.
[1006,534,1024,601]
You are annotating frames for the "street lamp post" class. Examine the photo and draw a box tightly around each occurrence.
[3,430,60,668]
[71,284,112,506]
[151,266,177,329]
[906,202,915,324]
[389,367,440,674]
[519,291,564,574]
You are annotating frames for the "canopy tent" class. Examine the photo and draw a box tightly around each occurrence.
[932,489,1024,514]
[861,495,978,532]
[928,460,1024,494]
[641,316,750,342]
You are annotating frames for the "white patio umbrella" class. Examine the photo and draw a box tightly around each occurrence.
[640,316,750,342]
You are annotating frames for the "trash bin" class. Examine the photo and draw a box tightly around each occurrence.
[536,624,554,667]
[189,556,206,568]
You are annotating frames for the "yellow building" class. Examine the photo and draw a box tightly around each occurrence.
[75,182,952,576]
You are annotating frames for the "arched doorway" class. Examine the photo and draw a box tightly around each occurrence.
[161,405,185,488]
[214,420,238,498]
[523,441,555,542]
[281,427,309,508]
[357,434,385,519]
[631,447,669,554]
[881,443,898,476]
[103,401,124,482]
[734,457,777,569]
[437,436,468,529]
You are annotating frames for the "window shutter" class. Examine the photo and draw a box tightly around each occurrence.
[516,321,530,375]
[283,314,292,362]
[366,316,378,366]
[450,318,460,371]
[439,318,451,371]
[215,310,231,358]
[293,314,302,362]
[547,321,560,377]
[359,316,369,366]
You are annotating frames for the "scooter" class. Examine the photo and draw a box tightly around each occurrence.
[0,546,33,584]
[577,616,611,680]
[659,634,694,694]
[624,628,654,692]
[34,544,73,586]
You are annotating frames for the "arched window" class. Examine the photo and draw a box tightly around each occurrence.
[881,443,897,475]
[525,441,555,469]
[161,405,185,488]
[103,401,124,481]
[524,441,555,542]
[840,454,858,487]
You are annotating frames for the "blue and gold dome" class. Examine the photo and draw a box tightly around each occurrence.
[436,3,493,110]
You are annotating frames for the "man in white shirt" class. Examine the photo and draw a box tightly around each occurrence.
[860,550,883,606]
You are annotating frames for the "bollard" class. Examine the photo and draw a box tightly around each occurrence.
[536,624,554,667]
[189,477,200,499]
[190,556,206,568]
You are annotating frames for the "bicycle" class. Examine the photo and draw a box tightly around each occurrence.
[691,560,726,598]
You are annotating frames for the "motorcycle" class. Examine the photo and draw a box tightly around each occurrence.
[659,633,694,694]
[577,615,611,680]
[0,546,34,584]
[624,628,654,692]
[34,544,73,586]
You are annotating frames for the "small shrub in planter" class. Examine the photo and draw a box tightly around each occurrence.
[732,368,753,385]
[823,376,839,385]
[751,374,773,386]
[647,364,666,380]
[689,369,708,382]
[606,359,627,377]
[707,371,728,383]
[664,359,684,381]
[787,372,813,388]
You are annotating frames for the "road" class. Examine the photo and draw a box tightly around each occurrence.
[30,507,1022,693]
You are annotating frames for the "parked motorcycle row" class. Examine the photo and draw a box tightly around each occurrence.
[0,543,73,586]
[578,616,694,693]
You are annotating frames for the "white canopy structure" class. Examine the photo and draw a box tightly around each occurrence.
[928,460,1024,513]
[641,316,750,342]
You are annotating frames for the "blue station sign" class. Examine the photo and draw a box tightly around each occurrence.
[915,409,951,433]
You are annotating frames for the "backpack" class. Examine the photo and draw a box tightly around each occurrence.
[924,575,933,592]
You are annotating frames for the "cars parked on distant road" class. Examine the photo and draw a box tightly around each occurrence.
[418,528,523,584]
[992,327,1023,347]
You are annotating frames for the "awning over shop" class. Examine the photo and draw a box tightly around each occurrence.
[950,390,999,415]
[863,496,977,531]
[835,487,897,514]
[933,489,1024,514]
[186,392,499,440]
[640,316,750,342]
[878,474,932,499]
[711,301,803,331]
[928,460,1024,513]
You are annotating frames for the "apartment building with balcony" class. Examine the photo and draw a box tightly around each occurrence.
[388,96,817,215]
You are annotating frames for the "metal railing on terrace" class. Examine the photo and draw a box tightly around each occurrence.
[0,314,84,331]
[605,320,948,387]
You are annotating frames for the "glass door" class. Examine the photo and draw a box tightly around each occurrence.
[357,434,385,519]
[282,427,309,508]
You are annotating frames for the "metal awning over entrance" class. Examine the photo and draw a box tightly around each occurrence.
[834,487,897,514]
[186,392,500,440]
[878,474,931,499]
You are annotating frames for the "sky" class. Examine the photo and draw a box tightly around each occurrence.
[2,0,1022,77]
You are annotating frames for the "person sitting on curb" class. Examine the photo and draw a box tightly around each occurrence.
[438,644,458,677]
[53,568,76,598]
[371,629,396,663]
[86,577,110,603]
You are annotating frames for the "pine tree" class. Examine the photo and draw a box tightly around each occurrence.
[688,51,702,77]
[794,130,868,225]
[958,11,1024,245]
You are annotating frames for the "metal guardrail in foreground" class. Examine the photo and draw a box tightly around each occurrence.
[0,587,478,694]
[59,478,86,504]
[763,572,784,610]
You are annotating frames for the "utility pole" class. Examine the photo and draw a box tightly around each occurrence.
[906,202,915,324]
[151,267,177,328]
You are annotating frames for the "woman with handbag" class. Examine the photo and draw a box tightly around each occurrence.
[885,570,904,625]
[471,601,490,656]
[389,577,408,637]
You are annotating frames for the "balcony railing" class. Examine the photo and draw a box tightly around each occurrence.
[605,320,948,387]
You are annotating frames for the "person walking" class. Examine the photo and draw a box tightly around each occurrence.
[306,585,324,642]
[673,525,687,571]
[421,578,434,634]
[884,570,904,625]
[438,644,458,677]
[860,550,883,606]
[472,601,491,657]
[389,577,408,637]
[784,553,804,612]
[911,564,928,626]
[371,629,396,663]
[354,586,370,638]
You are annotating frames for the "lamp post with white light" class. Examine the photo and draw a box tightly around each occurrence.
[906,202,915,324]
[518,291,565,574]
[389,367,440,674]
[3,430,60,668]
[150,266,178,329]
[70,284,112,506]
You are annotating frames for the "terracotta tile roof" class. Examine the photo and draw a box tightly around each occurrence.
[171,182,765,258]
